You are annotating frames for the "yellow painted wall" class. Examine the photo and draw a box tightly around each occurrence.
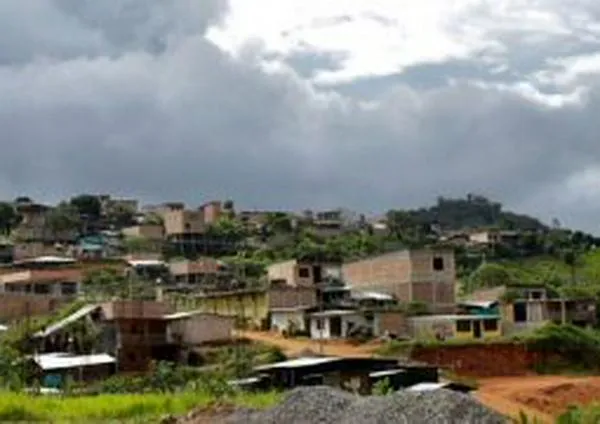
[168,291,269,328]
[502,303,514,323]
[453,318,502,341]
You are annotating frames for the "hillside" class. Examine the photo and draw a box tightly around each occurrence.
[391,194,546,232]
[460,249,600,298]
[234,194,593,262]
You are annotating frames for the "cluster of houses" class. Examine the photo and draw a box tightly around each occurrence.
[0,247,595,346]
[0,196,596,390]
[0,196,361,263]
[263,250,597,343]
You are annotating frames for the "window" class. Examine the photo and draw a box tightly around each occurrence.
[131,323,144,334]
[298,267,310,278]
[61,282,77,295]
[433,257,444,271]
[34,284,51,294]
[456,320,471,332]
[530,290,544,300]
[483,319,498,332]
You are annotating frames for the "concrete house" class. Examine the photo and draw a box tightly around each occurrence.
[160,203,237,257]
[407,314,502,341]
[13,203,78,245]
[169,258,231,288]
[308,310,368,340]
[267,259,340,287]
[33,301,235,372]
[467,284,597,335]
[342,249,456,313]
[0,256,82,297]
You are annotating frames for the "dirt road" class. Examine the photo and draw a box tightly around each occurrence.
[241,330,378,357]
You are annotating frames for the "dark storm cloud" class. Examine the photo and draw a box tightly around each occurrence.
[1,0,600,232]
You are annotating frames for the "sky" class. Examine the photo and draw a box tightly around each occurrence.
[2,0,600,232]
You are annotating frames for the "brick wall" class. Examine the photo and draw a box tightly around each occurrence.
[342,251,412,291]
[101,300,171,320]
[409,249,455,282]
[0,293,70,321]
[267,260,297,285]
[163,209,204,235]
[169,258,223,276]
[342,250,456,310]
[168,314,234,345]
[201,202,223,225]
[122,224,164,240]
[269,286,317,309]
[377,311,408,336]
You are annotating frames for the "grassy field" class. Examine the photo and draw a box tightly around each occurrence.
[0,390,281,423]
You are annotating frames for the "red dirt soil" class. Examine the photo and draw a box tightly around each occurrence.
[477,376,600,423]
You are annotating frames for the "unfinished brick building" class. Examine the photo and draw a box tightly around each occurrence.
[341,249,456,313]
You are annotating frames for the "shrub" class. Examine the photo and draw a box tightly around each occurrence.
[524,324,600,372]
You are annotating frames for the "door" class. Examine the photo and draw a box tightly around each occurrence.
[473,320,482,339]
[313,266,323,283]
[330,316,342,337]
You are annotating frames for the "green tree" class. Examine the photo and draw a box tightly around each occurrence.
[46,202,81,238]
[466,263,514,292]
[107,203,135,228]
[207,217,248,242]
[265,212,293,234]
[83,268,124,300]
[144,212,164,225]
[0,202,18,235]
[123,236,160,254]
[70,194,101,220]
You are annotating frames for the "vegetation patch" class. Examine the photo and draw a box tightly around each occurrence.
[0,390,281,423]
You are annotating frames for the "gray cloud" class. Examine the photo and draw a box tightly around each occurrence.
[1,0,600,232]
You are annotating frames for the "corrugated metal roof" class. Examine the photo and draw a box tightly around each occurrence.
[310,310,358,318]
[34,304,100,338]
[18,256,76,264]
[408,314,500,321]
[352,291,394,301]
[270,306,312,312]
[162,310,220,320]
[405,382,448,392]
[254,356,341,371]
[369,369,406,378]
[33,353,116,370]
[458,300,499,309]
[127,259,166,267]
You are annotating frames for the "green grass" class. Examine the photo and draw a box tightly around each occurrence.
[375,337,519,357]
[0,390,281,423]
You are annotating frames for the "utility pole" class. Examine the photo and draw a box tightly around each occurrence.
[318,281,324,354]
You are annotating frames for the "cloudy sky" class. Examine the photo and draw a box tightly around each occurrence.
[2,1,600,231]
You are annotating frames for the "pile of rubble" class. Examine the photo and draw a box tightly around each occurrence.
[190,385,509,424]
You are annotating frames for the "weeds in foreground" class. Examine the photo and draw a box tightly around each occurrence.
[0,390,281,423]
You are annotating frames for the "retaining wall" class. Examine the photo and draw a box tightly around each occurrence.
[410,342,543,377]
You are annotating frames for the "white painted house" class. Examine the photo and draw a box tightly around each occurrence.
[270,306,311,333]
[308,310,368,340]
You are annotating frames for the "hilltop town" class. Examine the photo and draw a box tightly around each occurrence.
[0,193,599,422]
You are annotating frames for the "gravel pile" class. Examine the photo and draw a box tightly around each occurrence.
[228,386,509,424]
[229,386,355,424]
[340,389,507,424]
